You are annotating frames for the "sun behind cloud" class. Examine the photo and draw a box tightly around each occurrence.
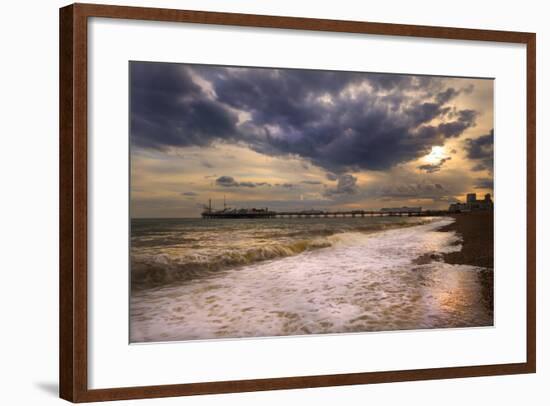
[424,146,446,164]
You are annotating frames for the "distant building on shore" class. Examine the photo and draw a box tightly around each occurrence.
[448,193,493,213]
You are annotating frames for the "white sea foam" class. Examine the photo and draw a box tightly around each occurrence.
[130,216,433,288]
[130,218,493,342]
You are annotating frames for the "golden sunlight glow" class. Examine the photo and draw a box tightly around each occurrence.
[424,146,446,164]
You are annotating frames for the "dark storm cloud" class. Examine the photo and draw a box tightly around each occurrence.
[435,87,460,104]
[130,62,238,149]
[365,73,434,92]
[324,174,358,196]
[215,176,270,188]
[131,62,481,172]
[464,129,494,172]
[417,157,452,173]
[405,102,450,127]
[436,110,477,137]
[214,69,475,172]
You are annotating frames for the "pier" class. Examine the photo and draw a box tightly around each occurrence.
[200,197,449,219]
[202,208,448,219]
[274,209,429,218]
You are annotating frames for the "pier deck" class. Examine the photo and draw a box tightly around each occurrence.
[202,209,448,219]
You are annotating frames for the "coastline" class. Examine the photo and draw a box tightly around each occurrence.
[438,211,494,268]
[438,211,494,315]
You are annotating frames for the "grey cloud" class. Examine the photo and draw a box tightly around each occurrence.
[216,69,478,172]
[471,163,486,171]
[301,180,323,185]
[276,183,295,188]
[131,62,484,172]
[436,110,477,138]
[215,176,239,187]
[405,102,450,127]
[435,87,460,104]
[130,62,238,150]
[215,176,271,188]
[325,172,338,181]
[366,73,434,92]
[417,157,452,173]
[374,181,451,200]
[474,178,494,189]
[324,174,358,196]
[465,129,494,173]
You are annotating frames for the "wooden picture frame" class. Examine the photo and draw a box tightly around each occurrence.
[60,3,536,402]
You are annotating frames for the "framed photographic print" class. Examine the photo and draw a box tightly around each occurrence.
[59,3,536,402]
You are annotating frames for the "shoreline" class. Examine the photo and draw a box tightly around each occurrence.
[438,211,494,269]
[413,212,494,316]
[438,211,494,315]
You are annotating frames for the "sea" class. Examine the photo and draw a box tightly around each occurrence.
[130,216,493,342]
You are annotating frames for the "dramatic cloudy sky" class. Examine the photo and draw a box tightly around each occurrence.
[130,62,493,218]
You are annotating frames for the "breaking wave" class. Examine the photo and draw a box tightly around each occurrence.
[132,238,332,289]
[130,217,436,290]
